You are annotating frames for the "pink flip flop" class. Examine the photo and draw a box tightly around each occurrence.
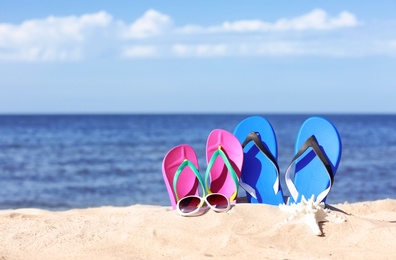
[162,145,200,209]
[205,129,243,204]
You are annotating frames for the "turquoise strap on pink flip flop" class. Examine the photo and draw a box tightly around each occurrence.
[205,146,239,202]
[173,159,206,201]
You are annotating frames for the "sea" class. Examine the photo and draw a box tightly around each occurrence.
[0,114,395,210]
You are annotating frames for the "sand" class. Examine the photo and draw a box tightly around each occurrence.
[1,199,395,259]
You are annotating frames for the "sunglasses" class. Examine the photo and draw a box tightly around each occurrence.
[176,193,231,217]
[173,146,238,217]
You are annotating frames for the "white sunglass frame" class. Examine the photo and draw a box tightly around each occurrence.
[176,193,231,217]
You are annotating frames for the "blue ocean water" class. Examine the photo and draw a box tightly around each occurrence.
[0,114,395,210]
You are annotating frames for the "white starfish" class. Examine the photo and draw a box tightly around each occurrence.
[279,195,345,236]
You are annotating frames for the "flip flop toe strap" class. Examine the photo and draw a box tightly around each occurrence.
[173,159,206,201]
[242,132,281,194]
[285,135,334,203]
[205,146,240,202]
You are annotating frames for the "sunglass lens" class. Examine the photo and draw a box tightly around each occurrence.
[178,197,202,214]
[206,194,229,210]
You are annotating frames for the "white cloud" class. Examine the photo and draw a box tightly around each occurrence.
[373,39,396,56]
[122,45,158,58]
[122,9,173,39]
[1,8,395,61]
[172,44,228,57]
[270,9,358,31]
[177,9,359,33]
[171,42,308,57]
[0,11,113,62]
[171,42,337,57]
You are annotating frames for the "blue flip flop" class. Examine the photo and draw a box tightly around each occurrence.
[285,116,342,204]
[233,116,285,205]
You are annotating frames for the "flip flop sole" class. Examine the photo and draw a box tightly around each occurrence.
[291,116,342,203]
[162,145,199,209]
[206,129,243,204]
[234,116,284,205]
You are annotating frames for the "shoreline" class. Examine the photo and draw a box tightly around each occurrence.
[1,199,395,259]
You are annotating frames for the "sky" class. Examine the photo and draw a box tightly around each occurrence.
[1,0,396,114]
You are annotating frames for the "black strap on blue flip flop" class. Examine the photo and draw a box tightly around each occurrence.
[285,135,334,203]
[241,131,280,193]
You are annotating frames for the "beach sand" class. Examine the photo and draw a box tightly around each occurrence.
[1,199,395,259]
